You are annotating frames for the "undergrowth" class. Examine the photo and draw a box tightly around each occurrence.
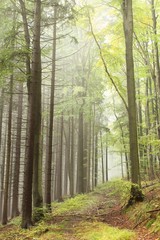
[52,194,96,215]
[126,182,160,234]
[94,179,132,204]
[75,221,135,240]
[0,179,159,239]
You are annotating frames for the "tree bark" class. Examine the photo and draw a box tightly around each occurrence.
[21,0,41,228]
[122,0,140,185]
[56,114,64,202]
[12,82,23,218]
[77,109,84,193]
[2,75,13,225]
[45,3,57,208]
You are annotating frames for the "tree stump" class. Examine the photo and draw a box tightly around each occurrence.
[126,184,144,208]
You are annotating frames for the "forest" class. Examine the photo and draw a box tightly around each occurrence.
[0,0,160,239]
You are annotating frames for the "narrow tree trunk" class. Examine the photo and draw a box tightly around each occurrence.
[94,133,98,187]
[100,131,105,183]
[92,105,95,189]
[83,122,88,192]
[0,89,4,152]
[2,75,13,225]
[19,0,31,94]
[106,145,108,182]
[77,109,84,193]
[45,3,57,209]
[0,89,4,221]
[69,115,75,196]
[137,78,144,173]
[0,123,7,222]
[64,119,70,196]
[12,82,23,218]
[56,114,64,202]
[87,114,91,192]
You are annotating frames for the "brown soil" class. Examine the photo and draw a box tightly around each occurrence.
[103,205,159,240]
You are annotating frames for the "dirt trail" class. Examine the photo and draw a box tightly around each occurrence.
[102,206,159,240]
[51,190,160,240]
[90,188,160,240]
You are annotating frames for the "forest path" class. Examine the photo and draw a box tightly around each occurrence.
[84,184,160,240]
[0,180,160,240]
[49,183,160,240]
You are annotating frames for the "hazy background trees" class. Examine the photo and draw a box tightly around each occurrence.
[0,0,160,227]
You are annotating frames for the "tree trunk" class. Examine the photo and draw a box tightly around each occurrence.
[94,133,98,187]
[100,131,105,183]
[21,0,41,228]
[69,115,74,196]
[56,114,64,202]
[83,122,88,192]
[19,0,31,94]
[0,89,4,152]
[0,89,4,221]
[122,0,140,185]
[2,75,13,225]
[12,82,23,218]
[92,105,95,189]
[64,119,70,196]
[77,109,84,193]
[45,3,57,209]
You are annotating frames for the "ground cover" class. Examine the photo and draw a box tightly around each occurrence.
[0,180,160,240]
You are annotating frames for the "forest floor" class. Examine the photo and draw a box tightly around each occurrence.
[0,180,160,240]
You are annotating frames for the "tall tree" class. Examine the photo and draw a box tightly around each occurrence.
[2,75,13,225]
[21,0,41,228]
[45,2,57,209]
[122,0,140,185]
[12,82,23,218]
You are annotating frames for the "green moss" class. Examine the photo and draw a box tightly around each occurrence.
[94,179,132,202]
[75,222,135,240]
[52,194,97,216]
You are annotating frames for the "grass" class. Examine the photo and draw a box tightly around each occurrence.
[52,193,98,216]
[75,221,135,240]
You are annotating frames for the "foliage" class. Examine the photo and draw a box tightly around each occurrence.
[9,217,21,226]
[32,207,44,223]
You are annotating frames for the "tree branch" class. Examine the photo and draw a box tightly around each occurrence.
[88,12,128,112]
